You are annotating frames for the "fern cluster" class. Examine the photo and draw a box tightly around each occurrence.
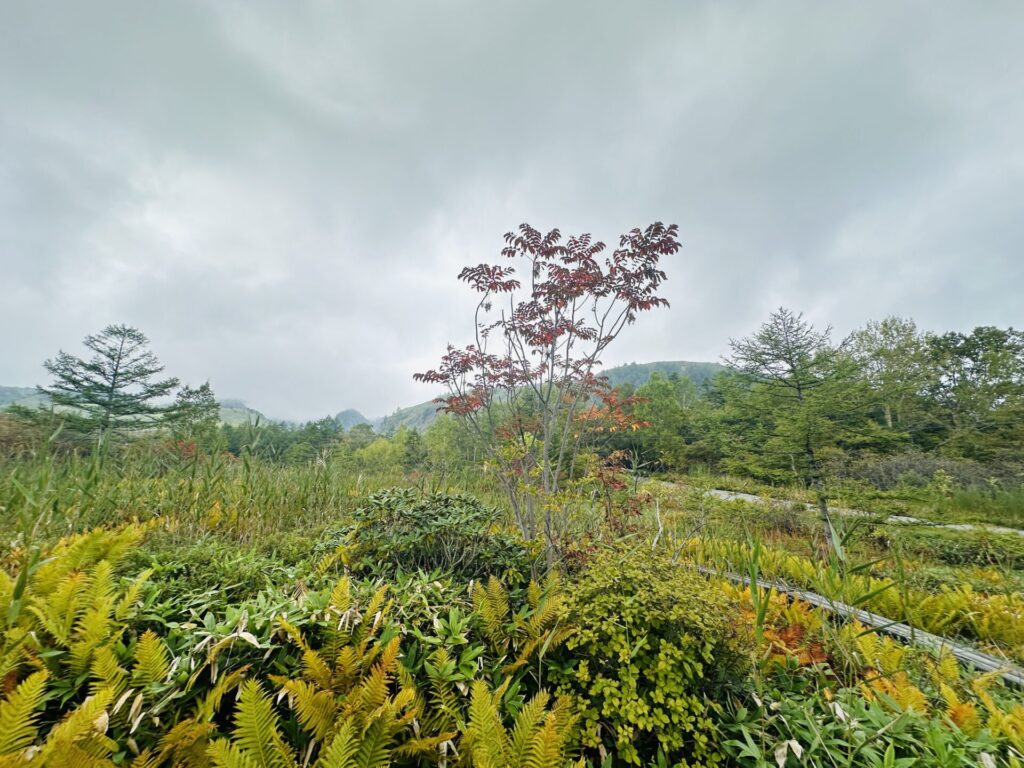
[0,525,582,768]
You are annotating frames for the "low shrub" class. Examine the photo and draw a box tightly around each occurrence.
[723,685,1008,767]
[336,487,534,582]
[836,451,1020,492]
[127,532,310,603]
[882,526,1024,569]
[553,548,750,766]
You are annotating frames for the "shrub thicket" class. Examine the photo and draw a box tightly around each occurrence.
[554,549,749,766]
[338,487,534,582]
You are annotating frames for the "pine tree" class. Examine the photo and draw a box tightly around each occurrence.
[39,324,179,435]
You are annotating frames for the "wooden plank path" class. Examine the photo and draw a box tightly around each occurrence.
[694,565,1024,688]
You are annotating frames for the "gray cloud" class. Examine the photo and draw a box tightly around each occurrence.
[2,1,1022,420]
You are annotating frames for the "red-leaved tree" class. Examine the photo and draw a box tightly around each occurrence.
[415,222,679,554]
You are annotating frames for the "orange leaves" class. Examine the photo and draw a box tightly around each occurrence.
[764,622,830,668]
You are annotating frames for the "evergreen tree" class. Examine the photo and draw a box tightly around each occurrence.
[39,324,179,435]
[725,308,862,555]
[169,381,222,452]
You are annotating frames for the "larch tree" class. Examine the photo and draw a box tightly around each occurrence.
[725,307,858,555]
[39,324,179,436]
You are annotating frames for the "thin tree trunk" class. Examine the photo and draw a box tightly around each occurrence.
[805,441,835,554]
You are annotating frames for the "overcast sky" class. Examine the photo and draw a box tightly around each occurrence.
[2,2,1022,420]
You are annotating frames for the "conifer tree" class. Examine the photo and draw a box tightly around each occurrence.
[725,308,860,555]
[39,324,179,435]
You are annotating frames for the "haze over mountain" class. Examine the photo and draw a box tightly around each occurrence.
[3,360,721,432]
[360,360,724,434]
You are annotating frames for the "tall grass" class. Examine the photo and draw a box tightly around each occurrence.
[0,443,501,554]
[931,486,1024,528]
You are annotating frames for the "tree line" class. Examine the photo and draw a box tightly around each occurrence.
[612,310,1024,492]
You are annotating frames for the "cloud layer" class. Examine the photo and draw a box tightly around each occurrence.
[2,1,1022,419]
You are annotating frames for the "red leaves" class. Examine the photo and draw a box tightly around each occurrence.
[457,264,521,294]
[414,221,679,437]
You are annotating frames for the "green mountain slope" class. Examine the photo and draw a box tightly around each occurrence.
[374,399,440,434]
[0,386,45,409]
[372,360,723,434]
[217,399,265,426]
[602,360,723,389]
[335,408,371,429]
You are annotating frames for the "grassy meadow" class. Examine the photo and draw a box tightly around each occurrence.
[4,429,1024,768]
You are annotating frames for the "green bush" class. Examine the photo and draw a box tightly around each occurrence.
[882,526,1024,569]
[723,685,1006,767]
[127,532,311,603]
[338,487,533,581]
[553,549,749,766]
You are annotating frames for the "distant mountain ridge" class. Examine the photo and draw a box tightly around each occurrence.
[366,360,723,434]
[3,360,723,434]
[0,387,265,427]
[335,408,371,429]
[0,386,41,408]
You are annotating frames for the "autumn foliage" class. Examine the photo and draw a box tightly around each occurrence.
[415,222,679,547]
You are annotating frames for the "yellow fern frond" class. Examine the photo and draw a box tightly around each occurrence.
[132,630,171,686]
[227,680,296,768]
[90,644,128,698]
[328,577,353,617]
[208,738,258,768]
[114,569,153,621]
[279,679,337,742]
[27,570,87,645]
[473,577,510,648]
[508,691,551,765]
[37,688,118,766]
[155,719,216,766]
[195,665,250,723]
[0,670,49,756]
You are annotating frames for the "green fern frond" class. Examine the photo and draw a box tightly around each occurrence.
[352,718,395,768]
[422,649,461,732]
